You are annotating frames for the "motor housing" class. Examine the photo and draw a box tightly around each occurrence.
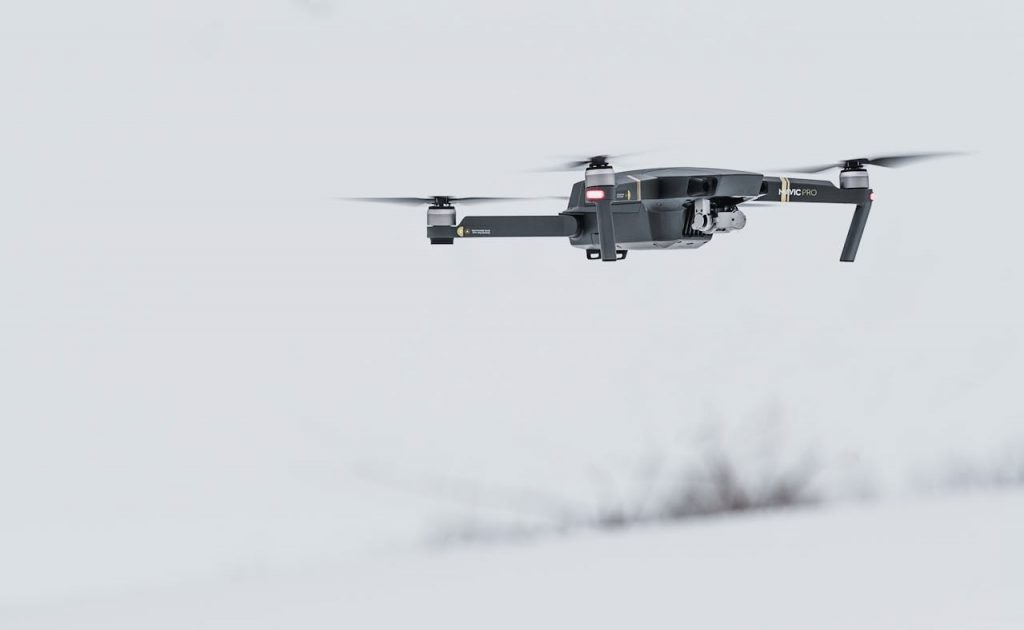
[840,168,870,189]
[427,205,456,245]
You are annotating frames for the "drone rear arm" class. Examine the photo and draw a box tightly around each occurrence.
[427,215,579,244]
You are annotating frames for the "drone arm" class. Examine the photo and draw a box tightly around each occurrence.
[755,177,873,262]
[757,177,871,205]
[427,215,579,242]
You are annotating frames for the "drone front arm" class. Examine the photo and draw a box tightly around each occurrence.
[758,176,871,205]
[755,177,874,262]
[427,214,579,244]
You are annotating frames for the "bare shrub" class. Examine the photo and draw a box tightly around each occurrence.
[660,446,819,520]
[424,417,823,545]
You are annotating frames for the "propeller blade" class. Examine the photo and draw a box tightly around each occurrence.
[340,196,434,206]
[864,151,966,168]
[452,196,568,205]
[533,150,653,172]
[771,163,842,174]
[531,158,605,173]
[773,151,965,173]
[341,195,567,207]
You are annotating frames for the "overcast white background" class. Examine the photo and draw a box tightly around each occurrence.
[1,0,1022,610]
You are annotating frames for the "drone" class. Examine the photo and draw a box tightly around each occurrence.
[347,152,960,262]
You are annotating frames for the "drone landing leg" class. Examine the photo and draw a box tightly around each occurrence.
[840,200,872,263]
[595,199,618,262]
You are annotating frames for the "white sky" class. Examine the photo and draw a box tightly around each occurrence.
[1,0,1022,604]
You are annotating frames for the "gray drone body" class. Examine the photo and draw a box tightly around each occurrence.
[564,167,764,256]
[353,152,957,262]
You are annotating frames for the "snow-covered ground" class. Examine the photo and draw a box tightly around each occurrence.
[4,490,1021,630]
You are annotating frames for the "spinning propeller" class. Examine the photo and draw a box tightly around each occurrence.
[776,152,965,174]
[343,195,564,207]
[533,151,653,173]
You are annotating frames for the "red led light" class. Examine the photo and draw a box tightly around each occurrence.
[585,188,606,201]
[870,192,877,201]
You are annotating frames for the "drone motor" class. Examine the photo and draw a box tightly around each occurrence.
[427,201,456,225]
[839,168,870,190]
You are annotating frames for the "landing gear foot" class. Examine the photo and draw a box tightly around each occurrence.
[586,249,628,261]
